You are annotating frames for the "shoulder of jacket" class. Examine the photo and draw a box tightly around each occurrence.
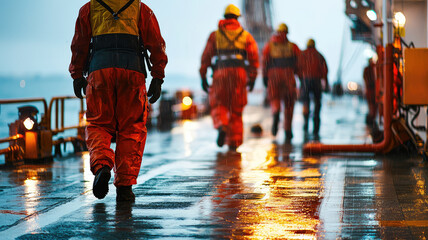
[291,42,299,48]
[80,2,91,15]
[140,2,153,14]
[244,30,255,40]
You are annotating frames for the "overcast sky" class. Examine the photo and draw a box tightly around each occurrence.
[0,0,371,83]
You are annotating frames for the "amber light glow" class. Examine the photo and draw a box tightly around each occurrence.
[181,96,193,111]
[393,12,406,28]
[216,143,322,239]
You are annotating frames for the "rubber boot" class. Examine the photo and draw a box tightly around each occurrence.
[303,114,309,133]
[285,130,293,143]
[217,126,226,147]
[116,186,135,202]
[93,166,111,199]
[272,112,280,136]
[228,145,237,152]
[313,116,320,136]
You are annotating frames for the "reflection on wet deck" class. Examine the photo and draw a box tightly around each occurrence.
[0,100,427,239]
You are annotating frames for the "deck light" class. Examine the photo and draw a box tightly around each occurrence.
[23,117,35,130]
[393,12,406,28]
[366,9,377,21]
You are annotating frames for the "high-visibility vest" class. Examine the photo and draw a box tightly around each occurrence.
[90,0,140,37]
[88,0,146,75]
[214,27,249,69]
[268,41,297,69]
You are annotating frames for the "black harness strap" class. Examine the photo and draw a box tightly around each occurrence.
[95,0,135,20]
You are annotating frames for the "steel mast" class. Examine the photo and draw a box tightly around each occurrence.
[242,0,274,50]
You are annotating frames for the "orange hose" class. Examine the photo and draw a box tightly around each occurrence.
[303,44,394,154]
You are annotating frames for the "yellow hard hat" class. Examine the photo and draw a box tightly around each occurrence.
[277,23,288,33]
[224,4,241,17]
[307,39,315,48]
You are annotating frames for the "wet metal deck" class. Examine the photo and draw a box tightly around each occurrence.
[0,96,427,239]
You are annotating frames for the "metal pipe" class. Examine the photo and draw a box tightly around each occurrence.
[61,99,65,130]
[303,44,394,154]
[0,98,48,119]
[0,134,24,144]
[0,148,12,155]
[47,96,85,134]
[382,0,393,45]
[80,98,84,113]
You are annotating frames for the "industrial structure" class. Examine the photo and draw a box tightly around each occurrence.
[304,0,428,159]
[242,0,274,51]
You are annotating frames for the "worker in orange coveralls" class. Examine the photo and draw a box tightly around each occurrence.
[363,58,377,127]
[69,0,167,202]
[262,23,300,143]
[297,39,329,138]
[200,4,259,151]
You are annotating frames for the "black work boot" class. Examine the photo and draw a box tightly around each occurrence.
[93,166,111,199]
[116,186,135,202]
[228,145,237,152]
[217,126,226,147]
[285,130,293,143]
[303,114,309,133]
[313,116,320,137]
[272,112,280,136]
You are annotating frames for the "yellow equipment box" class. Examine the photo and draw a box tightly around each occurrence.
[403,48,428,105]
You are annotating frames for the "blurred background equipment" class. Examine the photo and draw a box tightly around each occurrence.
[157,91,175,129]
[0,96,88,166]
[175,89,198,120]
[242,0,274,51]
[3,99,51,165]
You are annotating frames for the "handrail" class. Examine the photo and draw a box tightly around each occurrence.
[0,134,24,144]
[47,96,86,134]
[0,98,49,129]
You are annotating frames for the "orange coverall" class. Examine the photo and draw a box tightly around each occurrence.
[200,19,259,147]
[262,32,301,134]
[69,2,167,186]
[297,47,328,134]
[364,60,377,124]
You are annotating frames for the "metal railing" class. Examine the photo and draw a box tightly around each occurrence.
[0,98,48,158]
[0,96,87,159]
[47,96,86,134]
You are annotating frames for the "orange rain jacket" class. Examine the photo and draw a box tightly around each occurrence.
[69,1,167,186]
[262,32,300,132]
[297,47,328,80]
[69,1,167,81]
[200,19,259,147]
[262,32,301,103]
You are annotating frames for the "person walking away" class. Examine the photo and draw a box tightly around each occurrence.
[262,23,301,143]
[69,0,168,202]
[297,39,329,139]
[199,4,259,151]
[363,58,377,127]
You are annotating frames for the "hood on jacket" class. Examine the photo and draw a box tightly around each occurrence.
[218,19,242,31]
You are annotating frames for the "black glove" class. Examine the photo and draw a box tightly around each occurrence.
[323,84,331,93]
[73,77,88,99]
[263,77,268,87]
[322,78,330,93]
[201,78,210,93]
[247,80,255,92]
[147,78,164,104]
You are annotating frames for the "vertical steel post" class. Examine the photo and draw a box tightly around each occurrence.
[383,0,393,45]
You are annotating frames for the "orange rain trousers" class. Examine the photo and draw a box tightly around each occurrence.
[209,67,248,147]
[267,68,297,132]
[85,68,148,186]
